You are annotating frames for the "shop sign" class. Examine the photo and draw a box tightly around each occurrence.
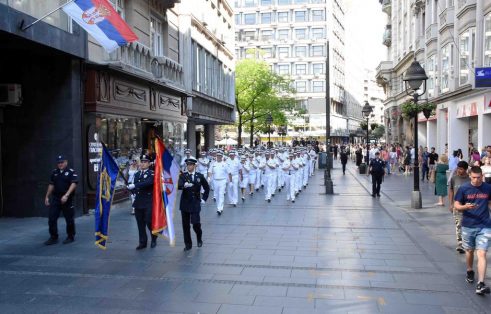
[456,101,478,118]
[475,68,491,88]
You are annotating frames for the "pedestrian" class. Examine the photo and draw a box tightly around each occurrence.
[340,148,348,175]
[263,151,276,203]
[178,157,210,251]
[454,166,491,295]
[389,147,398,174]
[448,161,470,254]
[127,154,157,250]
[248,154,257,196]
[208,151,228,215]
[282,152,296,203]
[421,147,430,181]
[44,155,78,245]
[403,146,411,175]
[127,157,139,215]
[368,151,385,197]
[239,155,250,202]
[428,147,439,179]
[434,154,449,206]
[481,157,491,184]
[226,151,240,207]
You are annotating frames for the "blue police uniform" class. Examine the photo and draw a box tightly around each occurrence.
[369,156,385,197]
[48,167,78,241]
[132,167,156,249]
[178,164,210,251]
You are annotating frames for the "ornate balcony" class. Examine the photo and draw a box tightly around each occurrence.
[383,25,392,47]
[425,23,438,43]
[381,0,391,15]
[106,42,184,90]
[439,6,454,32]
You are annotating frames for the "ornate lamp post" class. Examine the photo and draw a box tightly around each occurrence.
[266,113,273,148]
[362,101,373,170]
[403,59,428,209]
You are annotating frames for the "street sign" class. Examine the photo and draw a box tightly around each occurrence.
[475,68,491,88]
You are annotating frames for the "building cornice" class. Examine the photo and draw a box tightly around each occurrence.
[393,52,414,73]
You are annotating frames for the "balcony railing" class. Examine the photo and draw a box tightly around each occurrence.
[106,42,184,89]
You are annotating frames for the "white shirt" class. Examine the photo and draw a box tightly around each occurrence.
[227,158,240,176]
[265,158,277,175]
[209,161,229,180]
[282,159,292,174]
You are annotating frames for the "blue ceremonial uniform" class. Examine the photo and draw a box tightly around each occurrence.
[132,169,156,247]
[48,167,78,239]
[178,171,210,249]
[369,157,385,197]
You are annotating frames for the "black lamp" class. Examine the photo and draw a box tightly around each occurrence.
[362,101,373,168]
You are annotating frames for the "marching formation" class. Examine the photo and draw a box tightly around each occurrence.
[181,145,318,215]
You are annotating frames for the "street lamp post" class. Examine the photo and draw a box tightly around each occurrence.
[324,41,333,194]
[403,59,428,209]
[362,102,373,173]
[266,113,273,148]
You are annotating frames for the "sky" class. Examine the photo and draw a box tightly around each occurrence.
[343,0,387,103]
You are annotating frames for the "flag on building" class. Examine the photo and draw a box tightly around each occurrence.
[152,138,179,246]
[62,0,138,53]
[94,142,119,249]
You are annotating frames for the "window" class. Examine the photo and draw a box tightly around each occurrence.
[311,28,324,39]
[244,0,255,7]
[295,0,308,3]
[313,63,324,74]
[295,64,307,75]
[312,10,325,22]
[261,12,272,24]
[295,81,307,92]
[427,54,436,97]
[459,27,476,85]
[261,30,273,41]
[278,0,290,5]
[235,49,241,58]
[261,0,272,5]
[244,13,256,25]
[235,14,241,25]
[311,45,324,57]
[261,47,273,58]
[278,29,289,40]
[109,0,125,18]
[295,28,307,39]
[295,11,307,22]
[278,64,290,75]
[313,81,325,92]
[485,13,491,66]
[278,47,289,58]
[278,12,289,23]
[440,43,452,92]
[150,16,163,57]
[295,46,307,57]
[244,30,256,41]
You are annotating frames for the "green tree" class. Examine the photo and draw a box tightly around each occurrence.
[235,56,296,146]
[372,124,385,140]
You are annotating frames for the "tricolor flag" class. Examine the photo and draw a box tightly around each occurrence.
[63,0,138,53]
[152,138,179,246]
[94,142,119,249]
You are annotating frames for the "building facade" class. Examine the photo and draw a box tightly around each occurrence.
[376,0,491,158]
[234,0,350,143]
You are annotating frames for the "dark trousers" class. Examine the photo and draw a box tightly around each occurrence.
[421,164,429,180]
[135,207,157,245]
[181,211,202,248]
[341,162,347,174]
[48,197,75,239]
[372,174,383,195]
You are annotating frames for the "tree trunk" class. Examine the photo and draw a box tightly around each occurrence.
[237,115,242,147]
[249,105,255,147]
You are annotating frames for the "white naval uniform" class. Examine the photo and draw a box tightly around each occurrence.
[302,154,309,187]
[248,158,258,190]
[282,159,296,201]
[264,158,276,200]
[276,154,285,189]
[309,149,317,176]
[226,157,240,205]
[208,160,228,212]
[239,161,250,189]
[291,158,300,194]
[255,156,265,189]
[295,157,303,193]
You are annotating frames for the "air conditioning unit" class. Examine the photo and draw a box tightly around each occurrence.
[0,84,22,106]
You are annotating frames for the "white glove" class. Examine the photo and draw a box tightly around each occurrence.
[201,199,206,204]
[184,182,194,188]
[127,184,135,190]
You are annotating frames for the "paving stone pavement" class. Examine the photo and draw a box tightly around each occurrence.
[1,159,491,313]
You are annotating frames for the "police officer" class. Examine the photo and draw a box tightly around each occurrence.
[178,157,210,251]
[44,155,78,245]
[368,151,385,197]
[127,154,157,250]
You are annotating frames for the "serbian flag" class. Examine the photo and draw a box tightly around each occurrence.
[63,0,138,53]
[152,138,179,246]
[94,142,119,249]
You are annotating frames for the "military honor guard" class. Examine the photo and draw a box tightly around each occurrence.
[127,154,157,250]
[44,155,78,245]
[178,157,210,251]
[368,151,385,197]
[239,155,250,202]
[226,151,240,207]
[282,153,296,203]
[208,151,228,215]
[248,154,258,196]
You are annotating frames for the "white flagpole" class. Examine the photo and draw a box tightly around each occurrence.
[20,0,75,31]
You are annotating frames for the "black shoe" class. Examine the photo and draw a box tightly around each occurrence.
[150,240,157,248]
[233,204,237,207]
[466,270,475,283]
[62,237,74,244]
[377,194,381,198]
[278,189,281,192]
[292,200,295,203]
[268,199,271,203]
[272,194,275,197]
[183,246,192,252]
[371,194,376,198]
[44,238,58,246]
[476,282,490,295]
[456,246,465,254]
[217,210,222,215]
[213,198,216,202]
[256,188,259,192]
[136,244,147,250]
[197,240,203,247]
[242,197,245,202]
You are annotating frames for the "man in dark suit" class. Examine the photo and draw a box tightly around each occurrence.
[368,151,385,198]
[127,154,157,250]
[178,157,210,251]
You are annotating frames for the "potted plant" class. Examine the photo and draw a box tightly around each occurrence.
[401,101,436,119]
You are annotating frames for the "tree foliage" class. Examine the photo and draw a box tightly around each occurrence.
[235,55,296,146]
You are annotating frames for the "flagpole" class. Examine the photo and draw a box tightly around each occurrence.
[19,0,75,31]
